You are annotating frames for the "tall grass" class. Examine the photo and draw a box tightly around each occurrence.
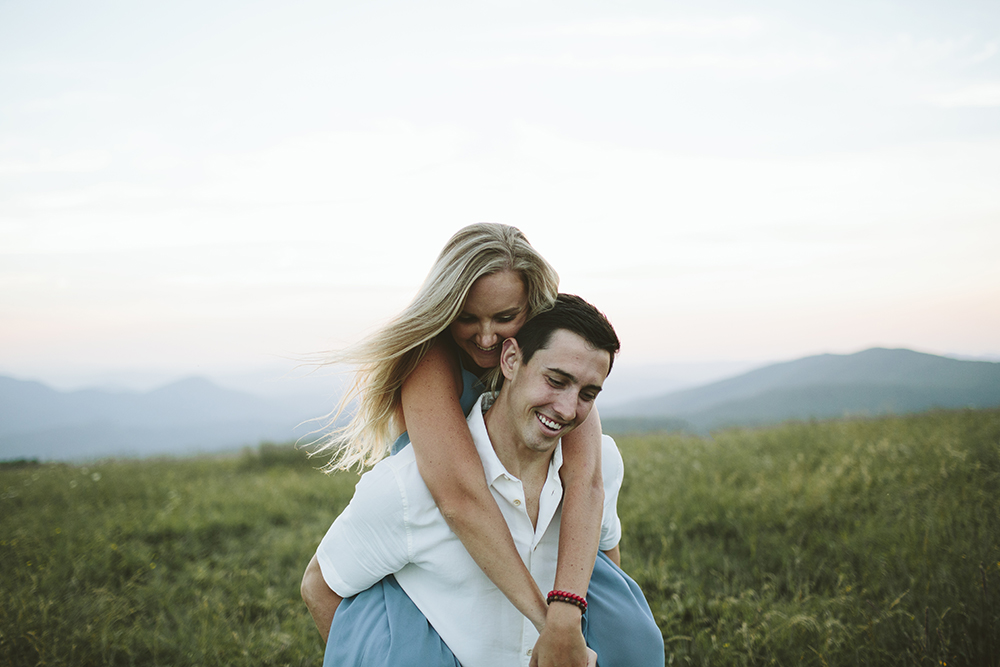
[2,410,998,666]
[617,409,1000,666]
[0,447,352,666]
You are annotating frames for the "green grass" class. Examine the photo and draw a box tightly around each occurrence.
[618,409,1000,666]
[2,411,999,666]
[0,445,354,666]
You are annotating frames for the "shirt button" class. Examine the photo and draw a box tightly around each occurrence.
[526,648,532,656]
[513,499,521,506]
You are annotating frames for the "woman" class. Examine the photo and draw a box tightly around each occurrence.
[313,224,655,666]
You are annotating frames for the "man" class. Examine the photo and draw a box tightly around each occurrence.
[301,295,663,667]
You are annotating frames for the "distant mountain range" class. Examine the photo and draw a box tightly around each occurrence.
[601,348,1000,433]
[3,347,999,461]
[0,375,340,462]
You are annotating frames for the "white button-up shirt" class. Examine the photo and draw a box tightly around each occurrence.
[316,393,624,667]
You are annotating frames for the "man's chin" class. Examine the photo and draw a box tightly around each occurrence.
[528,429,565,452]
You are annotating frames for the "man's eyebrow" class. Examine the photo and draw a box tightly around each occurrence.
[545,367,603,394]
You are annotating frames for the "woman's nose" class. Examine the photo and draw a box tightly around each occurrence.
[477,326,498,347]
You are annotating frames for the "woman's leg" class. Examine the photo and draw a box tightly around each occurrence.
[325,575,461,667]
[582,551,665,667]
[325,555,663,667]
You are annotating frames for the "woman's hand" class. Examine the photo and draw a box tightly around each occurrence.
[530,602,591,667]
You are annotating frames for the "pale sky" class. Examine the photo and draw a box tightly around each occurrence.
[2,0,999,390]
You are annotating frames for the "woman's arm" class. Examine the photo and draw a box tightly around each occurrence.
[553,406,604,596]
[531,406,605,666]
[401,339,549,631]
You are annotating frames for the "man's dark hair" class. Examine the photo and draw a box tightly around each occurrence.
[514,293,620,374]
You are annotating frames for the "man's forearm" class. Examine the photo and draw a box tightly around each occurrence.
[603,545,620,567]
[301,554,343,643]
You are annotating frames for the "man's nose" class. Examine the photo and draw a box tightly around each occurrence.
[552,392,577,422]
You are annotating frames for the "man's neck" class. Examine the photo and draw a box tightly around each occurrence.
[482,392,555,488]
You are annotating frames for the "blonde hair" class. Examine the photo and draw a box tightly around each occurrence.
[313,223,559,471]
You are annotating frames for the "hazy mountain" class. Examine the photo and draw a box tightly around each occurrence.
[0,375,338,462]
[5,348,998,460]
[602,348,1000,433]
[597,359,763,408]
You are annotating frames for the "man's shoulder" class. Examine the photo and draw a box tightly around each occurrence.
[600,433,624,492]
[354,447,427,502]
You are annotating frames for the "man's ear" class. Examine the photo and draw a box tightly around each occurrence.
[500,338,520,381]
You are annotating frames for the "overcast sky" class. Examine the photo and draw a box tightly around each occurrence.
[2,0,998,390]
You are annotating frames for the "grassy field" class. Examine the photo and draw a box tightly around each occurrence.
[2,409,998,666]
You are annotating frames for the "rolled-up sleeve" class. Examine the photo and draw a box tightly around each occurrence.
[599,434,624,552]
[315,463,412,597]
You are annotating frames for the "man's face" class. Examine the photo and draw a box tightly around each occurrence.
[501,329,611,454]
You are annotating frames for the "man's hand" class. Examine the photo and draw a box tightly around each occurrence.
[300,555,342,643]
[529,603,593,667]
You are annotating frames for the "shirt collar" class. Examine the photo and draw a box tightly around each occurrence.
[468,392,563,486]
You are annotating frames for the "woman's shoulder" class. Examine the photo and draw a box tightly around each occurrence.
[404,335,464,395]
[396,336,469,435]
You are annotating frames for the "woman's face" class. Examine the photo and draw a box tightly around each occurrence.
[450,270,529,372]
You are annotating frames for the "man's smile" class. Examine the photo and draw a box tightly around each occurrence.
[535,412,565,433]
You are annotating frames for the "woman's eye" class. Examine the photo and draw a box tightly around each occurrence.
[497,315,515,323]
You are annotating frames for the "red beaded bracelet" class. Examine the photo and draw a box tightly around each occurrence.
[547,589,587,614]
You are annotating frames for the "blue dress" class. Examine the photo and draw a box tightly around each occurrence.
[325,365,664,667]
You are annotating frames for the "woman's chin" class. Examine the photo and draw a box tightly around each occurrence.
[464,348,500,371]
